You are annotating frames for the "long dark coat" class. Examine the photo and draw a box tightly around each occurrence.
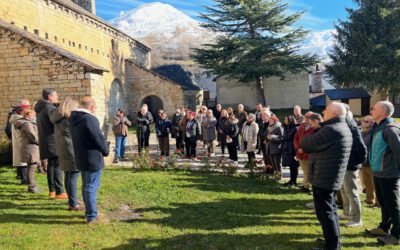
[282,124,299,168]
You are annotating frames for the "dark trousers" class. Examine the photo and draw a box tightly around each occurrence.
[374,176,400,238]
[289,165,299,184]
[47,157,64,194]
[243,141,256,162]
[227,144,238,161]
[137,128,150,154]
[270,154,282,173]
[175,135,184,151]
[185,137,196,158]
[65,171,80,207]
[158,136,170,156]
[27,163,37,190]
[220,137,226,154]
[313,186,341,250]
[17,166,28,184]
[260,143,270,165]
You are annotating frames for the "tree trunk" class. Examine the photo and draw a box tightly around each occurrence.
[256,77,267,105]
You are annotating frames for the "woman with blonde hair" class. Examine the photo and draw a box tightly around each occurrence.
[49,97,83,211]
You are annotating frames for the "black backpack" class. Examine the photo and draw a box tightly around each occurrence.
[4,107,20,140]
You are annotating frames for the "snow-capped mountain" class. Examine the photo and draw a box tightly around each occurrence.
[300,29,336,62]
[109,2,335,64]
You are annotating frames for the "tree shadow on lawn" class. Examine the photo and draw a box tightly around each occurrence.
[104,232,319,250]
[127,198,319,231]
[173,171,301,195]
[0,213,84,225]
[103,232,381,250]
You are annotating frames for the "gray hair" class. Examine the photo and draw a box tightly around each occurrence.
[330,102,347,117]
[377,101,395,117]
[343,104,354,120]
[248,113,256,120]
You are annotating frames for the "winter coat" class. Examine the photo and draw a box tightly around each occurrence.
[10,114,26,166]
[155,118,172,137]
[171,113,183,138]
[362,128,373,166]
[282,124,299,167]
[34,99,57,159]
[112,115,131,137]
[294,115,305,125]
[49,108,77,172]
[136,111,153,136]
[235,111,248,133]
[218,117,230,135]
[69,108,109,171]
[242,121,259,152]
[346,118,367,171]
[214,110,221,121]
[369,117,400,178]
[179,116,188,136]
[300,117,353,191]
[293,123,314,161]
[14,118,39,164]
[201,116,217,141]
[266,122,284,155]
[185,119,201,142]
[258,121,269,144]
[226,119,239,147]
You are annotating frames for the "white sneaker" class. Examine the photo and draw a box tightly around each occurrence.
[305,202,315,209]
[339,214,350,220]
[234,161,238,166]
[345,221,363,227]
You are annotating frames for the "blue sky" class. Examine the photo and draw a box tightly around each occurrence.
[96,0,357,31]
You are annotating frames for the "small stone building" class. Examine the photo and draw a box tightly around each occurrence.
[325,88,371,116]
[216,72,310,110]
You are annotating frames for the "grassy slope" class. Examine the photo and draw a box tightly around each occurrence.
[0,166,397,250]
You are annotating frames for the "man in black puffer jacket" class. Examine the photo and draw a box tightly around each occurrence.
[301,102,353,250]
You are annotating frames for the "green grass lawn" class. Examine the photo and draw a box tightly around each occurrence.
[0,166,397,250]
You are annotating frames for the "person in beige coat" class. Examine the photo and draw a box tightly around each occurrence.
[241,113,259,162]
[14,109,41,193]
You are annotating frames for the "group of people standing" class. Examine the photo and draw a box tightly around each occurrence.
[8,89,109,224]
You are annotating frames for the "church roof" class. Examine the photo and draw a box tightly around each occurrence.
[0,20,108,72]
[153,65,202,91]
[325,88,371,100]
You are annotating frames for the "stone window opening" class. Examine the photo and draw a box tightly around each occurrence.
[97,49,99,54]
[11,21,15,25]
[45,33,49,39]
[73,42,76,47]
[68,41,71,46]
[54,36,58,42]
[85,46,88,51]
[23,26,27,31]
[79,44,81,49]
[34,29,39,36]
[63,38,65,43]
[91,48,94,53]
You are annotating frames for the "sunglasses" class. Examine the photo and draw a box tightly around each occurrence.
[363,120,371,123]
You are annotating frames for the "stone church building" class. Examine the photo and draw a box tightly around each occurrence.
[0,0,202,130]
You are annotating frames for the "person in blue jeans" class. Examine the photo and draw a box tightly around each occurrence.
[112,109,131,163]
[69,96,109,224]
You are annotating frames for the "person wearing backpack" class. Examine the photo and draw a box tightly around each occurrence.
[366,101,400,246]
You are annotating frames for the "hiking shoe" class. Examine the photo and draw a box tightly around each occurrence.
[339,214,350,220]
[377,235,400,245]
[345,221,363,228]
[365,227,388,237]
[300,186,310,193]
[55,193,68,200]
[49,191,56,199]
[28,187,42,193]
[68,205,85,211]
[112,159,119,164]
[88,214,109,225]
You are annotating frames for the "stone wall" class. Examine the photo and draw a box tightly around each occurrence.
[0,25,103,127]
[265,72,310,109]
[216,77,266,109]
[0,0,151,99]
[125,61,185,118]
[216,73,310,110]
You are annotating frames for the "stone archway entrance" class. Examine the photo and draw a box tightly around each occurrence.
[142,95,163,118]
[108,79,125,119]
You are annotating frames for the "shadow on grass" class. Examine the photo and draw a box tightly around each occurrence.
[0,213,84,225]
[103,232,317,250]
[127,198,318,230]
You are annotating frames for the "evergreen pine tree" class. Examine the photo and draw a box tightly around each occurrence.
[327,0,400,97]
[191,0,316,103]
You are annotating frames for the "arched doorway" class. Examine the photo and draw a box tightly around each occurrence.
[142,95,163,118]
[108,79,125,119]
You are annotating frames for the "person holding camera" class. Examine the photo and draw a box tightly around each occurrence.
[112,109,131,163]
